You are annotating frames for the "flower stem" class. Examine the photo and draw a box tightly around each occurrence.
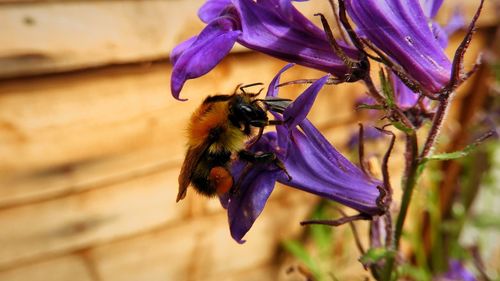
[394,132,419,249]
[381,94,452,280]
[421,95,451,159]
[381,131,419,280]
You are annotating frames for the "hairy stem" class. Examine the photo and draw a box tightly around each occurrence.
[395,132,419,248]
[420,95,451,159]
[382,132,419,280]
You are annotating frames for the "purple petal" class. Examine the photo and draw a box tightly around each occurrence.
[234,0,357,77]
[283,74,329,128]
[443,8,466,37]
[265,63,294,152]
[270,110,289,157]
[431,21,449,48]
[198,0,232,23]
[256,0,326,37]
[419,0,443,18]
[171,17,241,100]
[224,132,280,243]
[436,260,477,281]
[266,63,295,98]
[345,0,452,93]
[431,7,466,49]
[227,168,278,243]
[392,72,419,109]
[278,119,383,215]
[170,36,197,65]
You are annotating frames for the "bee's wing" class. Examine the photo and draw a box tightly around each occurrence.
[263,97,291,113]
[177,142,211,202]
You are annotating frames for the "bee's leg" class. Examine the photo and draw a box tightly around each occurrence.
[246,119,284,148]
[238,150,292,181]
[230,162,253,196]
[230,150,292,196]
[249,119,283,127]
[246,126,265,147]
[268,120,283,126]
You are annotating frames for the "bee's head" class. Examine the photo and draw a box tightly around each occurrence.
[228,94,268,133]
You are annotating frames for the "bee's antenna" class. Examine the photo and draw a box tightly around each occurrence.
[239,82,264,95]
[233,83,244,94]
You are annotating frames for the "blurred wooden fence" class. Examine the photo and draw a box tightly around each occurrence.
[0,0,496,280]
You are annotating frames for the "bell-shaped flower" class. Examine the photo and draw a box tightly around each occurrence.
[345,0,453,94]
[221,64,385,243]
[434,260,477,281]
[171,0,360,100]
[390,1,465,108]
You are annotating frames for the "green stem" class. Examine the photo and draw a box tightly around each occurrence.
[394,132,419,248]
[382,132,419,280]
[381,93,452,280]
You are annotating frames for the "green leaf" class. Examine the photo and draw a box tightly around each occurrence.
[357,104,384,110]
[310,203,332,254]
[282,240,322,279]
[311,225,332,258]
[397,264,431,281]
[427,146,478,161]
[359,247,395,264]
[424,133,493,162]
[392,120,413,133]
[471,214,500,229]
[418,139,486,178]
[379,68,395,107]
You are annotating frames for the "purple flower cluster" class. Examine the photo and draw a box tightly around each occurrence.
[171,0,359,100]
[170,0,476,244]
[220,64,383,242]
[345,0,453,94]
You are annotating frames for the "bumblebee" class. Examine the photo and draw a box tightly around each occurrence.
[177,84,290,202]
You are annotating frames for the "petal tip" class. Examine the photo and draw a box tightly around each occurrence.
[170,84,188,101]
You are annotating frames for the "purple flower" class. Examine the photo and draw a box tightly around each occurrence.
[370,0,465,109]
[171,0,360,100]
[392,73,423,109]
[392,1,465,108]
[345,0,452,94]
[221,64,384,243]
[434,260,477,281]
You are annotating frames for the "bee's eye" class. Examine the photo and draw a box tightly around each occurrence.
[240,105,253,113]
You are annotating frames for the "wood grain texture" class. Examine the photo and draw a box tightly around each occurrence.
[0,168,189,270]
[0,189,314,281]
[0,52,363,208]
[0,255,94,281]
[1,0,494,78]
[0,0,204,77]
[88,189,315,281]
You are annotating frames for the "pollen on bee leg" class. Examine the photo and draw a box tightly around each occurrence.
[209,166,233,195]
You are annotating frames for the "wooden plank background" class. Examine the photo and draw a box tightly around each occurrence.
[0,0,497,280]
[0,0,496,78]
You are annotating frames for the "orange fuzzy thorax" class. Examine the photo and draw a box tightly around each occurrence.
[187,102,226,147]
[187,101,246,153]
